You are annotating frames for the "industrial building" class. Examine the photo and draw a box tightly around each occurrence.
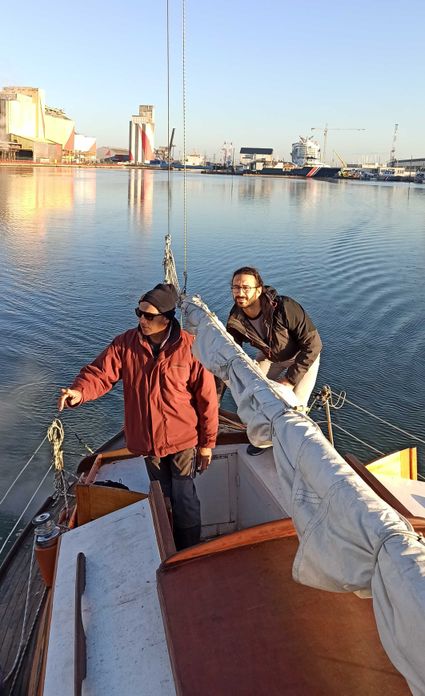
[239,147,273,170]
[97,146,130,163]
[0,86,95,163]
[129,105,155,164]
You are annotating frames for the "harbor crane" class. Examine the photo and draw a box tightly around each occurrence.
[311,125,366,163]
[389,123,398,164]
[333,150,347,168]
[168,127,176,161]
[221,141,234,167]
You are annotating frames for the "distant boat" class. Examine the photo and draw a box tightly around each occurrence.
[260,164,341,178]
[260,135,341,178]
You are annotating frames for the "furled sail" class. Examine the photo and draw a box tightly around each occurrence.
[182,293,425,696]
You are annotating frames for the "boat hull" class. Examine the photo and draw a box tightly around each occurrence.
[260,165,341,178]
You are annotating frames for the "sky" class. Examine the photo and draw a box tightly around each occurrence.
[2,0,425,164]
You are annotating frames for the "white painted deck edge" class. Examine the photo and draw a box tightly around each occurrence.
[374,474,425,517]
[94,455,150,493]
[43,500,175,696]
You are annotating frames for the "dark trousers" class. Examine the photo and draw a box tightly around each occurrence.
[145,447,201,549]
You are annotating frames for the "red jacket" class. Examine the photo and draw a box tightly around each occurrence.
[71,321,218,457]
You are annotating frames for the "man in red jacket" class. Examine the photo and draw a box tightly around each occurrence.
[58,283,218,550]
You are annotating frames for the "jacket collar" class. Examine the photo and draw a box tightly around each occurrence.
[137,318,182,355]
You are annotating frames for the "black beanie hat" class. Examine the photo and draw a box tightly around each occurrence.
[140,283,178,313]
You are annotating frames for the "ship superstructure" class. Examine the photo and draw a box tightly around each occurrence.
[291,136,322,167]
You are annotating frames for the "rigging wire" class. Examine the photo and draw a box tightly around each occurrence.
[331,390,425,446]
[315,416,425,481]
[0,464,53,558]
[315,420,385,456]
[166,0,171,239]
[182,0,188,293]
[0,434,48,508]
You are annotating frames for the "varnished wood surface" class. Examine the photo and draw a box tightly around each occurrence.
[158,534,410,695]
[149,481,176,562]
[0,530,48,695]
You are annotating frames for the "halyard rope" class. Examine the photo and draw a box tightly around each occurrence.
[166,0,171,239]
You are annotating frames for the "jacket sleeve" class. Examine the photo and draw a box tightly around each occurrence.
[189,359,219,449]
[70,338,123,404]
[283,298,322,386]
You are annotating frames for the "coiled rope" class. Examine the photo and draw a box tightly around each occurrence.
[0,417,93,557]
[47,418,69,516]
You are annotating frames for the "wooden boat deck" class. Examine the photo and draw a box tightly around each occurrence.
[158,520,410,695]
[0,511,49,695]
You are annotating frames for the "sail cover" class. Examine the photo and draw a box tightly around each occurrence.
[182,294,425,696]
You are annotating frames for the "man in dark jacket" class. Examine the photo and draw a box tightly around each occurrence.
[224,267,322,454]
[58,283,218,549]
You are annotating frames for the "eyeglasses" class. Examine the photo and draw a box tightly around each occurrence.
[135,308,165,320]
[231,285,259,293]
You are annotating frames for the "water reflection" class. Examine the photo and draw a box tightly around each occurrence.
[0,167,76,236]
[128,169,154,229]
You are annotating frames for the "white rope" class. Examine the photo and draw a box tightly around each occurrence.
[47,418,70,515]
[331,390,425,445]
[47,419,64,472]
[0,433,48,508]
[163,233,181,291]
[0,464,53,558]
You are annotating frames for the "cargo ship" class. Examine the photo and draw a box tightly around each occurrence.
[260,135,341,178]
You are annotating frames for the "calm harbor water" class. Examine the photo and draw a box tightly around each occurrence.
[1,165,425,546]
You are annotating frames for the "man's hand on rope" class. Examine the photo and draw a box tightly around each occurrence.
[57,388,82,411]
[196,447,212,473]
